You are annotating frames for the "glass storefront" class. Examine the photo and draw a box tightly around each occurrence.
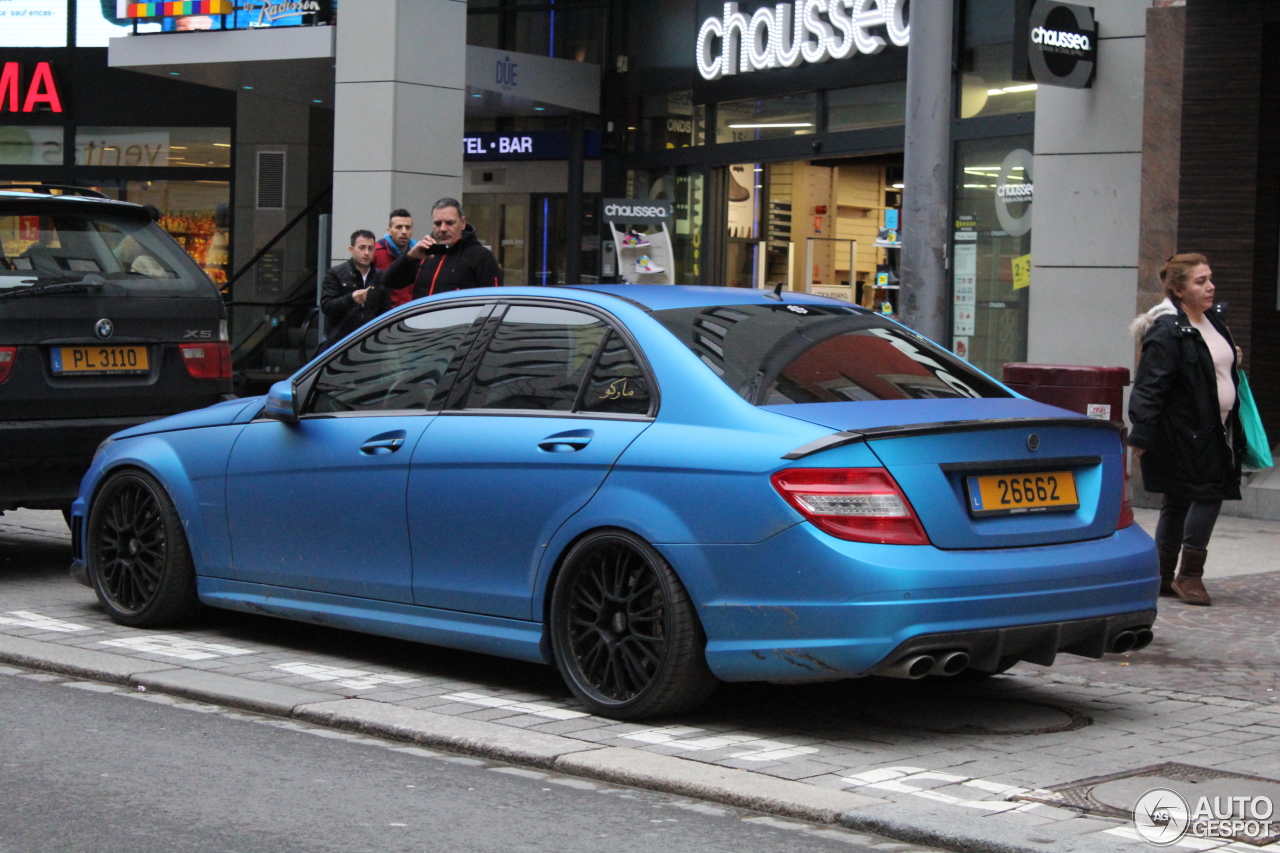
[715,94,818,144]
[74,127,232,169]
[624,167,704,285]
[951,136,1033,377]
[80,180,232,288]
[467,0,606,64]
[959,43,1037,119]
[827,82,908,132]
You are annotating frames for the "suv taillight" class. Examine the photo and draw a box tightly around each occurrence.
[771,467,931,545]
[179,342,232,380]
[0,347,14,383]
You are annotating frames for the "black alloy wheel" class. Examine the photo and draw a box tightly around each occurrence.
[550,530,718,719]
[87,469,199,627]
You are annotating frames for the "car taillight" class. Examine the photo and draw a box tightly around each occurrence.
[0,347,14,383]
[1118,458,1135,529]
[771,467,931,546]
[179,341,231,380]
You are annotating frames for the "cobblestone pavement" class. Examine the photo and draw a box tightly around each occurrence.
[4,507,1280,851]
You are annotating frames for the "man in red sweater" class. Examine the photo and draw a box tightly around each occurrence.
[373,209,415,307]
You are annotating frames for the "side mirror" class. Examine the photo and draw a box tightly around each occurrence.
[263,380,298,423]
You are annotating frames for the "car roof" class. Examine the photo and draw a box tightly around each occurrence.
[0,190,147,217]
[566,284,871,313]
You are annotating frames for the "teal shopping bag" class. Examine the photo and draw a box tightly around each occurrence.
[1239,370,1274,469]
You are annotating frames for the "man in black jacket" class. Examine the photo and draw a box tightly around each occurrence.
[319,229,389,351]
[383,198,502,299]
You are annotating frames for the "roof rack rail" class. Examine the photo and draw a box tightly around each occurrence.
[0,184,109,199]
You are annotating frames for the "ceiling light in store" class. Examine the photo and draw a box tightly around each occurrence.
[472,94,482,97]
[728,122,813,128]
[535,107,545,111]
[170,146,186,150]
[242,86,253,90]
[988,83,1039,96]
[892,183,904,189]
[213,143,230,147]
[313,99,322,104]
[169,71,180,76]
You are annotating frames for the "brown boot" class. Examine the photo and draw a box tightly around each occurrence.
[1171,546,1211,606]
[1158,550,1179,597]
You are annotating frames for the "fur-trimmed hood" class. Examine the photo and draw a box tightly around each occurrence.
[1129,298,1176,339]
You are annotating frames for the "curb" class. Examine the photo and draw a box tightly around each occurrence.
[0,635,1138,853]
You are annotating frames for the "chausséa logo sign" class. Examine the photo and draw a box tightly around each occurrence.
[603,200,673,226]
[696,0,908,81]
[1014,0,1098,89]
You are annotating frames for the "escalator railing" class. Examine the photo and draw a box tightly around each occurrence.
[225,188,331,395]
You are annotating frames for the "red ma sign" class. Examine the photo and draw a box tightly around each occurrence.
[0,62,64,113]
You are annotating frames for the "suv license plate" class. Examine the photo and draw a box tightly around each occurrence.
[52,346,150,375]
[966,471,1079,517]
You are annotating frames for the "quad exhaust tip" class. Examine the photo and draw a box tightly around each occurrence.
[933,650,970,676]
[1110,630,1138,654]
[881,650,970,679]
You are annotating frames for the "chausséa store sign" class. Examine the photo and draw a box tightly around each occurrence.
[696,0,908,81]
[1013,0,1098,89]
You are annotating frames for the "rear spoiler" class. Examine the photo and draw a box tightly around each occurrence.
[782,416,1123,460]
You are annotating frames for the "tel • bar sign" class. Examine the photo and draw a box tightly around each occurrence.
[463,131,603,161]
[0,62,63,113]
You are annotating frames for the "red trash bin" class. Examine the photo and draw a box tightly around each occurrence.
[1001,364,1130,426]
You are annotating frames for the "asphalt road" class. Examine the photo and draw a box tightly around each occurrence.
[0,673,891,853]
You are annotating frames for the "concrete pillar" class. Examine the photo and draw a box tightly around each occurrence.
[1027,0,1150,369]
[898,0,954,344]
[331,0,466,265]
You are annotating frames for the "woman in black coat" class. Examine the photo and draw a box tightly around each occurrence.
[1128,253,1244,606]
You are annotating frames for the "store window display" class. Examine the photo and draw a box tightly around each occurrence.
[80,180,231,290]
[950,136,1032,376]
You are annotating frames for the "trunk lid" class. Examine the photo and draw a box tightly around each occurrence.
[0,291,228,421]
[768,398,1125,549]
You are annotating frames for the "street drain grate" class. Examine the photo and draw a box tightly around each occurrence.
[1014,763,1280,846]
[858,697,1090,735]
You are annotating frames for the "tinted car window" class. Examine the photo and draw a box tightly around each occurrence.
[310,305,483,413]
[579,331,651,416]
[466,305,607,411]
[0,210,209,295]
[653,304,1010,405]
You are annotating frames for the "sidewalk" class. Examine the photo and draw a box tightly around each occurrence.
[3,507,1279,853]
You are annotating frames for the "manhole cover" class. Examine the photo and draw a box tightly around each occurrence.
[1016,763,1280,846]
[859,697,1088,734]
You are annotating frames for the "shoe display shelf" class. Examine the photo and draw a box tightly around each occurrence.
[606,220,675,284]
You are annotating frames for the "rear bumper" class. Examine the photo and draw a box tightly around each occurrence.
[658,522,1159,682]
[0,416,162,507]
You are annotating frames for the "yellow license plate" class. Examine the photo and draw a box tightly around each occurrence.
[965,471,1079,517]
[52,346,150,375]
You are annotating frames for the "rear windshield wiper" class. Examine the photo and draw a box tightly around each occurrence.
[0,278,106,300]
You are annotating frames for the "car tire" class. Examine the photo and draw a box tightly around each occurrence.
[550,529,718,720]
[86,469,200,628]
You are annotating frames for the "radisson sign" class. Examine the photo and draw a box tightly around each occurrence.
[696,0,908,81]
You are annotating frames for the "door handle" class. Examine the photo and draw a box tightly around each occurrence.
[360,430,407,455]
[538,428,593,453]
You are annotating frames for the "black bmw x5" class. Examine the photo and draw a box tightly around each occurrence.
[0,189,231,515]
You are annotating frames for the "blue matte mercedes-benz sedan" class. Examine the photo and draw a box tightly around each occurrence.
[70,285,1158,719]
